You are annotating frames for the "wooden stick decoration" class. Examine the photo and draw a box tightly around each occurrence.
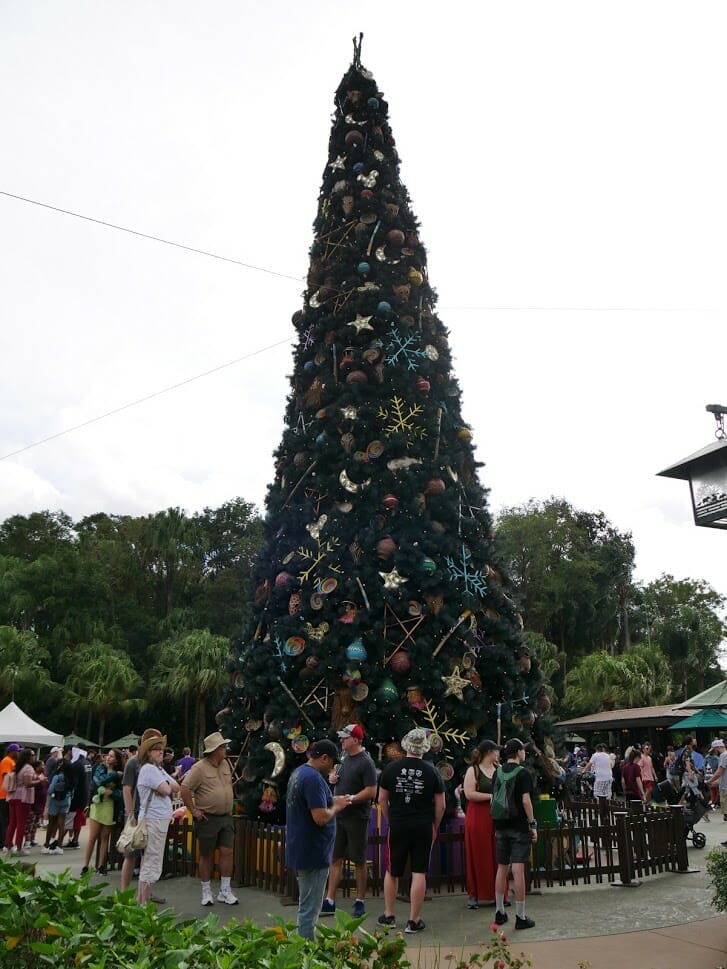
[433,407,443,460]
[366,219,381,256]
[356,576,370,610]
[276,676,316,730]
[332,344,338,384]
[432,608,472,658]
[282,460,318,509]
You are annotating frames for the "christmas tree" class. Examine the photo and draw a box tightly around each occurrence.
[221,38,544,819]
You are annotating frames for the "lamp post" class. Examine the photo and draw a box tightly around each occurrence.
[657,404,727,530]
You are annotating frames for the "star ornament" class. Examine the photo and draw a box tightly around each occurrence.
[441,666,470,701]
[328,154,346,171]
[347,313,374,333]
[379,567,408,591]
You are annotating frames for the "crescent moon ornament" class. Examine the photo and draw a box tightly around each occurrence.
[264,741,286,778]
[339,469,371,493]
[375,245,401,265]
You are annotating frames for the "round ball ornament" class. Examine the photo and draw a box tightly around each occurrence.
[360,189,374,200]
[367,96,380,109]
[275,571,294,590]
[376,300,392,315]
[376,536,397,559]
[406,231,420,247]
[293,451,308,469]
[346,638,368,662]
[382,493,399,511]
[357,261,371,276]
[388,650,411,675]
[424,478,446,496]
[352,162,365,174]
[346,369,368,384]
[408,268,424,286]
[386,228,405,247]
[345,130,364,148]
[416,377,430,394]
[457,426,473,442]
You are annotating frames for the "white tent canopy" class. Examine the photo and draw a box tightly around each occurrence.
[0,701,63,747]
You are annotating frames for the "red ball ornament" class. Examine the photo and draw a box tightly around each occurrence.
[382,493,399,511]
[376,536,397,559]
[424,478,446,496]
[360,189,374,199]
[346,369,368,384]
[389,650,411,674]
[345,130,364,147]
[386,228,405,247]
[275,571,294,589]
[416,377,431,394]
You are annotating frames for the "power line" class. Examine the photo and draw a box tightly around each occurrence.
[0,336,293,462]
[0,190,304,283]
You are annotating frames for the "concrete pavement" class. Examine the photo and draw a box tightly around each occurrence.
[7,814,727,968]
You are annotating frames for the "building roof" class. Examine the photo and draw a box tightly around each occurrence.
[556,704,699,731]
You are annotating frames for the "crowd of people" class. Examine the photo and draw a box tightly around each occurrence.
[0,730,242,908]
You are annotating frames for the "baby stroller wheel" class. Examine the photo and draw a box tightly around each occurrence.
[691,831,706,849]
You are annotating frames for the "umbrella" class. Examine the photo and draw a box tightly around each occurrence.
[674,680,727,709]
[668,708,727,731]
[63,733,95,748]
[103,732,140,749]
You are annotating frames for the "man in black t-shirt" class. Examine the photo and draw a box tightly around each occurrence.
[493,738,537,931]
[377,728,445,935]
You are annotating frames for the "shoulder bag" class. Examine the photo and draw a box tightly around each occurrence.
[116,787,153,853]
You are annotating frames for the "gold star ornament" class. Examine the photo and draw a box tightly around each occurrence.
[441,666,470,700]
[379,567,408,591]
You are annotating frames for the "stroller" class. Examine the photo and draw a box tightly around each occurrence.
[654,777,707,848]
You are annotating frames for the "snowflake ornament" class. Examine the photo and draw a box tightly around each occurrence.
[443,544,488,598]
[378,396,427,445]
[385,327,427,372]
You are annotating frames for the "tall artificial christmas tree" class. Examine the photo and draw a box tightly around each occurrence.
[221,38,545,820]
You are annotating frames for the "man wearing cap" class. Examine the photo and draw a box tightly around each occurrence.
[320,723,378,918]
[180,731,238,907]
[377,728,446,935]
[707,738,727,827]
[0,743,20,846]
[493,738,537,931]
[286,739,349,940]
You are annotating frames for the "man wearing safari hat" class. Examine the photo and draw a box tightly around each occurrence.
[180,731,237,907]
[377,728,445,935]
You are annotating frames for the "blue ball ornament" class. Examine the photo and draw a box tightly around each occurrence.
[346,638,368,662]
[376,301,392,315]
[304,360,316,372]
[352,162,365,174]
[367,97,379,109]
[357,262,371,276]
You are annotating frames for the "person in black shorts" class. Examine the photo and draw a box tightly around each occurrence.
[377,728,445,935]
[493,738,537,930]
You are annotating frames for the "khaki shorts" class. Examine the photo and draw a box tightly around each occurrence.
[138,819,170,885]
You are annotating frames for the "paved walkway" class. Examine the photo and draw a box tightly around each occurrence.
[9,816,727,968]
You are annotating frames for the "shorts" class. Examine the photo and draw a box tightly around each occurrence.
[138,819,169,885]
[332,813,368,865]
[387,820,433,877]
[47,796,71,817]
[495,827,532,866]
[196,814,234,856]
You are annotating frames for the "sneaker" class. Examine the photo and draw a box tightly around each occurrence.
[217,889,239,906]
[1,847,9,855]
[149,893,166,904]
[467,897,479,910]
[41,846,52,855]
[81,867,89,875]
[97,865,108,875]
[29,841,39,847]
[352,899,366,918]
[50,847,64,855]
[495,910,508,925]
[320,898,336,916]
[377,914,396,928]
[201,893,214,907]
[515,915,536,930]
[65,841,80,849]
[17,849,29,857]
[404,919,426,934]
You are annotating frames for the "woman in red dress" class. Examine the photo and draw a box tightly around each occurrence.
[463,739,504,909]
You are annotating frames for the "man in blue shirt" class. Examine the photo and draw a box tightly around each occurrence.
[286,739,348,939]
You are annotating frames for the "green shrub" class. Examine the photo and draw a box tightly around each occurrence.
[0,860,409,968]
[706,847,727,913]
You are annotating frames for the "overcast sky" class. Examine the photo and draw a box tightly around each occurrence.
[1,2,725,609]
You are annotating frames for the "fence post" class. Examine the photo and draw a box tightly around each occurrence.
[611,811,640,887]
[669,805,700,874]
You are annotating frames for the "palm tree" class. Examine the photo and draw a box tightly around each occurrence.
[61,640,144,746]
[141,508,204,617]
[563,645,672,716]
[0,625,54,705]
[149,630,229,753]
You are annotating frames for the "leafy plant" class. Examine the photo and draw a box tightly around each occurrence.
[706,847,727,912]
[441,924,533,968]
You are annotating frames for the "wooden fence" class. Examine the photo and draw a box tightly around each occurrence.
[106,798,691,897]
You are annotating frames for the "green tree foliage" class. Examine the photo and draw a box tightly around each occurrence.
[563,643,672,716]
[221,53,543,819]
[496,498,635,664]
[149,630,231,753]
[0,625,54,706]
[634,574,726,699]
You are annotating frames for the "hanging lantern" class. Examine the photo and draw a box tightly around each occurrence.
[658,407,727,530]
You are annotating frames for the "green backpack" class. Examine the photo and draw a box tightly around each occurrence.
[490,765,523,820]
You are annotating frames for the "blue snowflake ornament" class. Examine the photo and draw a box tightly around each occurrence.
[384,326,427,371]
[444,544,488,599]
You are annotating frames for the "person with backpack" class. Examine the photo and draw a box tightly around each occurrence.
[42,746,74,854]
[492,738,538,931]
